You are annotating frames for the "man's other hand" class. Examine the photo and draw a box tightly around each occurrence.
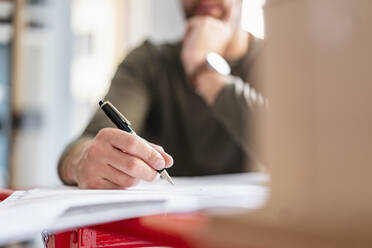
[61,128,173,189]
[181,16,233,77]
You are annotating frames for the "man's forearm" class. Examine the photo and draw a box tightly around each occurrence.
[58,138,93,185]
[211,76,268,165]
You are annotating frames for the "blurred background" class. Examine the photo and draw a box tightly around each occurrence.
[0,0,264,190]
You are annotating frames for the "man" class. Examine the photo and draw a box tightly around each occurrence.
[58,0,263,189]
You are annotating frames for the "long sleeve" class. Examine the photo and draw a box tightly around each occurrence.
[210,35,266,168]
[211,76,267,164]
[82,45,152,137]
[58,41,154,174]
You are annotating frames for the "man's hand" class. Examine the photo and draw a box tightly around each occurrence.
[181,16,233,77]
[60,128,173,189]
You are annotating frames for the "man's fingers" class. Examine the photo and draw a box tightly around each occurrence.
[99,179,124,189]
[148,142,174,168]
[101,164,140,188]
[184,21,194,38]
[221,1,233,22]
[80,176,123,190]
[187,16,205,26]
[98,129,165,170]
[106,148,158,182]
[183,17,200,42]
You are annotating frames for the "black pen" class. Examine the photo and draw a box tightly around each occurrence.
[99,100,174,185]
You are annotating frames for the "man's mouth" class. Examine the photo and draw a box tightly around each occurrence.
[193,0,224,18]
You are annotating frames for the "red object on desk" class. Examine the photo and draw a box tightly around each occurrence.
[0,189,205,248]
[47,213,205,248]
[0,189,13,201]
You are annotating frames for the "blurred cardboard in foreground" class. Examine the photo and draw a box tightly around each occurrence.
[195,0,372,247]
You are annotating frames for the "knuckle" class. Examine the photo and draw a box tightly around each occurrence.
[125,157,139,175]
[147,152,158,164]
[148,151,163,169]
[153,144,164,152]
[125,136,138,151]
[96,128,111,140]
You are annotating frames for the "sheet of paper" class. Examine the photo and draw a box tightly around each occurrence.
[0,189,172,245]
[0,191,66,246]
[0,173,269,245]
[49,173,269,231]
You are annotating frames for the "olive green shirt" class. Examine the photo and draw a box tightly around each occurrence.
[60,36,263,178]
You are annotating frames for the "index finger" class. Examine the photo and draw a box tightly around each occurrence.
[147,141,174,168]
[222,2,233,23]
[106,129,166,171]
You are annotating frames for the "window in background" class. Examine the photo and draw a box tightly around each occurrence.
[70,0,121,104]
[11,0,74,188]
[69,0,125,137]
[0,0,13,187]
[241,0,265,39]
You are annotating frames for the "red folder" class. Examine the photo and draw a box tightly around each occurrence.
[47,214,204,248]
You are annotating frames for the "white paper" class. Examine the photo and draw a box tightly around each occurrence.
[0,191,66,245]
[50,173,268,231]
[0,173,269,245]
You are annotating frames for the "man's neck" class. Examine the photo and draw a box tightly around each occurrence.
[223,29,250,61]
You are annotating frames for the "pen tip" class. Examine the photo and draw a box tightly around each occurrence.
[159,170,175,185]
[99,100,104,106]
[169,178,175,185]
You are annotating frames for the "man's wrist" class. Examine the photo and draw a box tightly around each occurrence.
[194,69,231,106]
[60,157,77,185]
[188,61,210,88]
[181,51,206,78]
[186,52,232,105]
[58,138,92,185]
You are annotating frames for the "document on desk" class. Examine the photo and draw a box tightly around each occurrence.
[0,173,268,245]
